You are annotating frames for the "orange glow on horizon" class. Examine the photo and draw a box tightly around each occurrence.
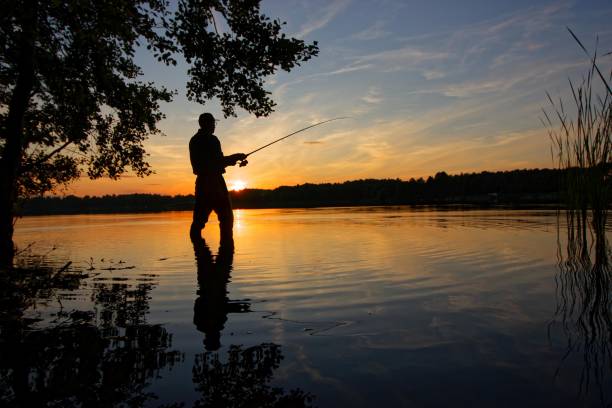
[228,180,247,191]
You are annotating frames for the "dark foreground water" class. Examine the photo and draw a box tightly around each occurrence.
[4,207,611,407]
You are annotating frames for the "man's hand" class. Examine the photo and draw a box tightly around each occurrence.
[236,153,248,167]
[227,153,248,166]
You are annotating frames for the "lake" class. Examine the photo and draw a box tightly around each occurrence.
[4,207,610,407]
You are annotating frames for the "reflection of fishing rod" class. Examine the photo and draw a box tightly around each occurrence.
[238,117,349,167]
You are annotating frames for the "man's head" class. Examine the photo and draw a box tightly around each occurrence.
[198,113,216,134]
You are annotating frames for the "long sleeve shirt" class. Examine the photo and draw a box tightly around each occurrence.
[189,130,226,176]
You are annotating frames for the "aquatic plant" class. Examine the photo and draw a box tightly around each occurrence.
[542,29,611,257]
[547,29,612,405]
[0,248,84,320]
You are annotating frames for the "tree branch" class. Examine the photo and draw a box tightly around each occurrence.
[209,9,219,35]
[21,140,73,173]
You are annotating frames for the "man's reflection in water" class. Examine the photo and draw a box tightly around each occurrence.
[192,235,250,351]
[190,237,314,406]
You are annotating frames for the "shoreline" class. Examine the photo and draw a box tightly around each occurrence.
[16,202,564,217]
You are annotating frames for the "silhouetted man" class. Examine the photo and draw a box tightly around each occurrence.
[190,113,246,243]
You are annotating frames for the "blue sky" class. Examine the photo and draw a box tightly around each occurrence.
[70,0,612,195]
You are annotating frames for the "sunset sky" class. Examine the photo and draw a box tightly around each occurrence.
[68,0,612,196]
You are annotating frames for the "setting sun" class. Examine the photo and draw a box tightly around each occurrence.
[228,180,247,191]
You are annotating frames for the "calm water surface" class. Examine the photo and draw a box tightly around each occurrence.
[6,207,609,407]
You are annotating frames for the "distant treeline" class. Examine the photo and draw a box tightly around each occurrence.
[20,168,565,216]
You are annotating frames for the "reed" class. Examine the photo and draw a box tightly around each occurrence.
[542,29,611,261]
[547,30,612,402]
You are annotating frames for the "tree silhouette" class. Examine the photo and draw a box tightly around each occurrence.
[0,265,182,407]
[17,168,567,215]
[0,0,318,266]
[193,343,314,408]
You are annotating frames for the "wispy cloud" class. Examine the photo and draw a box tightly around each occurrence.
[485,1,571,35]
[315,63,373,77]
[294,0,351,38]
[422,69,445,80]
[361,87,383,104]
[433,60,585,99]
[440,79,517,98]
[353,46,448,68]
[450,1,572,68]
[146,144,185,161]
[351,20,390,41]
[315,45,448,78]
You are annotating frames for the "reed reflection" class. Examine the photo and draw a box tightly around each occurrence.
[552,213,611,405]
[192,235,250,350]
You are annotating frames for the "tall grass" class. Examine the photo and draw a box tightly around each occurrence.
[542,29,611,262]
[546,30,612,403]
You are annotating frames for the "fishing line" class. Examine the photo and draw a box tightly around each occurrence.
[239,117,349,166]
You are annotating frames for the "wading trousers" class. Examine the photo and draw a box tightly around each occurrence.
[191,175,234,242]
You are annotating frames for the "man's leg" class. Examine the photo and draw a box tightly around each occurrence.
[215,194,234,245]
[191,195,212,240]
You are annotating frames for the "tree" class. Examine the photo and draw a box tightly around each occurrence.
[0,0,319,266]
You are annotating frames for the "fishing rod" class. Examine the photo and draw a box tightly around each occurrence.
[238,117,349,167]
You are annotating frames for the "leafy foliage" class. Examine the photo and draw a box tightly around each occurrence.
[172,0,318,117]
[0,0,318,199]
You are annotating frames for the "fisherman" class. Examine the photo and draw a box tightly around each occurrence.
[189,113,247,242]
